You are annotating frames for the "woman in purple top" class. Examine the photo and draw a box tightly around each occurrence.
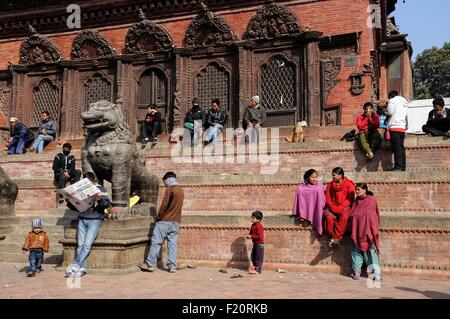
[292,169,327,235]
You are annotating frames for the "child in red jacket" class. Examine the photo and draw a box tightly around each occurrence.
[246,211,264,274]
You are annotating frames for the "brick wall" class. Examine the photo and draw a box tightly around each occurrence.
[176,226,450,274]
[155,182,450,212]
[146,146,450,177]
[3,145,449,179]
[0,0,387,125]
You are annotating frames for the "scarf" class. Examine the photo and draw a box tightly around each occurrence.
[349,195,380,253]
[164,177,179,187]
[292,180,326,235]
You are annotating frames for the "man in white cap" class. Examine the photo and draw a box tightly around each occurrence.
[243,95,267,143]
[7,117,35,154]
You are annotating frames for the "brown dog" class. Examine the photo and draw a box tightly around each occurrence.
[286,121,307,143]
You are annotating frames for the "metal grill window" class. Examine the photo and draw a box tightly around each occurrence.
[260,56,296,111]
[84,75,112,111]
[156,72,166,104]
[197,63,229,111]
[138,72,152,105]
[32,79,59,127]
[138,69,167,106]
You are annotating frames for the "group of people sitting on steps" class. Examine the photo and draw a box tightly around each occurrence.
[6,110,57,155]
[22,165,382,282]
[292,167,382,282]
[355,92,449,172]
[139,95,266,148]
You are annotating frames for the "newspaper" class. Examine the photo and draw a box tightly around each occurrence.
[57,178,101,212]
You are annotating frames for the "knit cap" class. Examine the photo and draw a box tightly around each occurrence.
[32,219,43,228]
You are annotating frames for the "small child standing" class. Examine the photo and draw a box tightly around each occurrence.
[22,219,49,277]
[246,211,265,274]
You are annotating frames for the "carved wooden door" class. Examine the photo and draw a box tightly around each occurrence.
[84,74,113,111]
[196,63,230,125]
[136,68,167,131]
[31,79,60,132]
[260,55,297,127]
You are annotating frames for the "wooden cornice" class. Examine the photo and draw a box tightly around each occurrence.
[0,0,273,40]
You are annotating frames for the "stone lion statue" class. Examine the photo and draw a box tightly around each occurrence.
[81,99,159,219]
[0,166,18,217]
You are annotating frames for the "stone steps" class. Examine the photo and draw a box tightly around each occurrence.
[2,209,449,267]
[0,242,63,254]
[0,252,63,264]
[8,169,450,212]
[1,136,448,180]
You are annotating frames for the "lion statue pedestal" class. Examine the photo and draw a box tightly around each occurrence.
[59,100,160,273]
[0,166,19,240]
[60,216,157,274]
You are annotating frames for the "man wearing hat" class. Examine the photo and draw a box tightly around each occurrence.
[184,97,206,147]
[243,96,267,143]
[7,117,35,154]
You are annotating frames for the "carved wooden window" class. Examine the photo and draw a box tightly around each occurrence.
[197,63,229,111]
[260,56,296,112]
[137,69,167,108]
[32,79,59,127]
[84,74,112,111]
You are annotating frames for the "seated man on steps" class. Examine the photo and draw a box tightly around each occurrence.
[422,97,450,137]
[52,143,82,203]
[204,98,228,146]
[30,111,57,154]
[140,104,162,147]
[7,117,35,154]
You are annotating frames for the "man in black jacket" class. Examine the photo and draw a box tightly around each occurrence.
[422,97,450,137]
[140,104,162,146]
[184,97,206,147]
[204,98,228,146]
[65,172,110,278]
[53,143,82,203]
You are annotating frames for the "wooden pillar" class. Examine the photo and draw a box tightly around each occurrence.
[305,39,321,126]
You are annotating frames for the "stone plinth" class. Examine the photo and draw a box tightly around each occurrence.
[59,217,155,274]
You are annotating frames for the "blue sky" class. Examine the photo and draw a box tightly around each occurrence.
[393,0,449,60]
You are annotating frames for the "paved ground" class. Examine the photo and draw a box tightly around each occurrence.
[0,262,449,299]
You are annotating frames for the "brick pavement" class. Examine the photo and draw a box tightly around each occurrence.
[0,262,449,299]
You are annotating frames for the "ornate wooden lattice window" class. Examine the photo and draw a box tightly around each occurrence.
[84,74,112,111]
[261,56,295,111]
[197,63,229,112]
[260,56,296,126]
[137,69,166,107]
[32,79,59,127]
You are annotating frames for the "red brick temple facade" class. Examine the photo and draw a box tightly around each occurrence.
[0,0,413,138]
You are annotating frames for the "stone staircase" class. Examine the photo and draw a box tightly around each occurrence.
[0,209,77,264]
[0,130,449,277]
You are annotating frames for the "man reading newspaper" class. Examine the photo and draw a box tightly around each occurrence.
[62,172,111,278]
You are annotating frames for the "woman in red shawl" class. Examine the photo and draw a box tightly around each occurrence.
[349,183,382,282]
[324,167,355,248]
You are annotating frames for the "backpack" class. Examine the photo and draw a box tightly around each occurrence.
[340,129,357,142]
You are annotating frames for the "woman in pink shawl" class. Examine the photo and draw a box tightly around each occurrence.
[292,169,326,235]
[349,183,382,282]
